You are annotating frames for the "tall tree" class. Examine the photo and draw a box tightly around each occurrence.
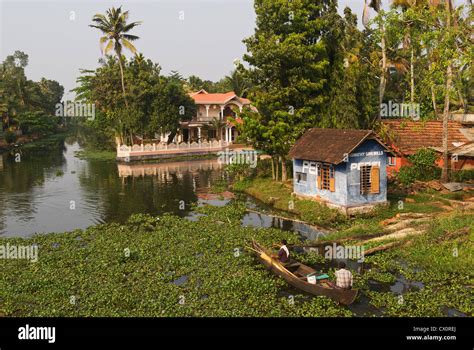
[242,0,335,181]
[90,6,141,108]
[363,0,387,120]
[441,0,453,182]
[323,7,376,129]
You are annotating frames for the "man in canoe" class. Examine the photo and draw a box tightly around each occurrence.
[334,262,353,290]
[276,239,290,263]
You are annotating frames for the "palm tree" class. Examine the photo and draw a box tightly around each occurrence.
[391,0,443,109]
[363,0,386,120]
[209,117,225,141]
[224,69,250,97]
[89,6,141,107]
[441,0,454,182]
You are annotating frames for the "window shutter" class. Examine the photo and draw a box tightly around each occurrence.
[317,175,322,190]
[329,178,335,192]
[370,165,380,194]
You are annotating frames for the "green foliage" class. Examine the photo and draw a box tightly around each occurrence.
[16,111,58,136]
[74,55,195,144]
[0,51,64,130]
[364,212,474,317]
[241,0,334,160]
[322,7,376,128]
[4,130,17,144]
[224,163,256,181]
[255,157,273,178]
[397,148,441,185]
[451,169,474,182]
[0,202,351,317]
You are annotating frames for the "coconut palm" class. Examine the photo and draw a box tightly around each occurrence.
[362,0,387,120]
[391,0,443,107]
[224,69,250,98]
[89,7,141,107]
[209,117,225,141]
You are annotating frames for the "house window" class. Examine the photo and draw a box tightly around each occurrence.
[318,163,335,192]
[360,165,372,194]
[360,165,380,194]
[296,172,307,183]
[388,156,396,166]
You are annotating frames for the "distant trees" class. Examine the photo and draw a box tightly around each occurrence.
[184,66,251,98]
[0,51,64,137]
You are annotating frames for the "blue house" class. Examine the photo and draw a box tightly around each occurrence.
[289,128,394,215]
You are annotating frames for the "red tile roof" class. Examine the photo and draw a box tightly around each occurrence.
[382,120,470,155]
[189,90,251,105]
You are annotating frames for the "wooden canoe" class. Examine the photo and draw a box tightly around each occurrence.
[252,241,358,305]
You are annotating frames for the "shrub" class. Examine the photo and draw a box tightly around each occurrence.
[256,157,273,178]
[450,169,474,182]
[4,130,17,144]
[397,148,441,185]
[224,163,256,181]
[17,111,57,136]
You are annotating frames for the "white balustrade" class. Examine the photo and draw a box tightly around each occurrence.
[117,139,231,159]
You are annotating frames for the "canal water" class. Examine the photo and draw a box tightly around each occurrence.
[0,140,224,237]
[0,138,324,239]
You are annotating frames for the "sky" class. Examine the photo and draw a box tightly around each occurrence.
[0,0,452,99]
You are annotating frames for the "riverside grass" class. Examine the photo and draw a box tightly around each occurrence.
[0,201,472,317]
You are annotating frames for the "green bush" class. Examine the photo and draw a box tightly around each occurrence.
[256,157,273,177]
[255,157,293,179]
[224,162,256,181]
[4,130,17,144]
[450,169,474,182]
[16,111,57,136]
[397,148,441,185]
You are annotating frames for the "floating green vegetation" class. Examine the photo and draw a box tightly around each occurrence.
[0,202,349,317]
[20,133,68,154]
[74,149,116,161]
[0,200,471,317]
[209,178,228,194]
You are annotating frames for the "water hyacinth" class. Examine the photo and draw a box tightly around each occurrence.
[0,203,472,317]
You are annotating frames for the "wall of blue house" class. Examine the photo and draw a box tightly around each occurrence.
[292,139,388,207]
[293,159,348,206]
[345,139,388,206]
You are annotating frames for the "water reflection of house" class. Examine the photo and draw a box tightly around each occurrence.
[117,159,222,178]
[159,90,252,144]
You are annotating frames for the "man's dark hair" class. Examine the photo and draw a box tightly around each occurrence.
[281,239,288,246]
[338,261,346,269]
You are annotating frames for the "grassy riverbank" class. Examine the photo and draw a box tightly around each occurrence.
[236,177,472,237]
[0,132,69,155]
[0,199,472,317]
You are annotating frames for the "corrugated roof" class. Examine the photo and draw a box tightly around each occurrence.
[382,120,470,155]
[289,128,389,164]
[432,142,474,157]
